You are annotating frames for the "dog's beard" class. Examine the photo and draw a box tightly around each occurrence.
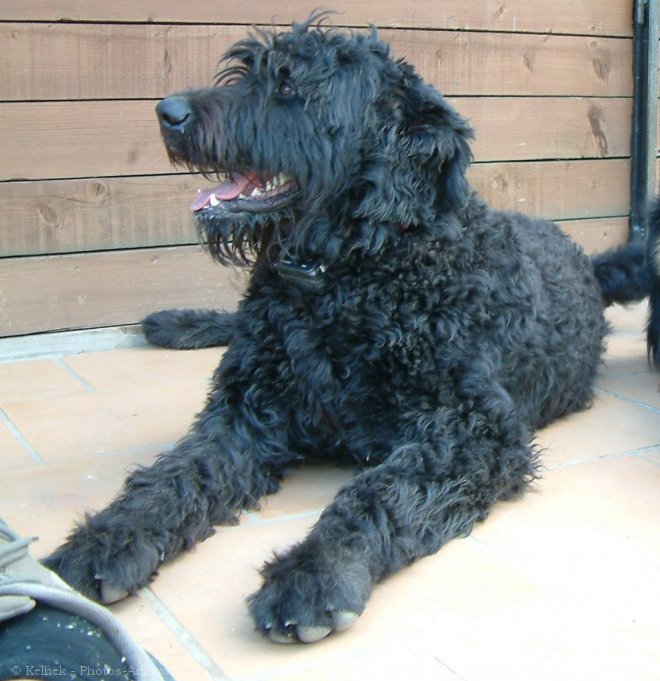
[195,202,297,266]
[190,170,301,265]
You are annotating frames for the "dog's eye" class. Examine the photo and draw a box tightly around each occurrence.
[278,81,296,97]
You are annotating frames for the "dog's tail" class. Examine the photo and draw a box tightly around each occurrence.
[141,309,235,349]
[591,241,649,307]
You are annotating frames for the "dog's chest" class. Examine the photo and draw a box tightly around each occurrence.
[264,273,451,409]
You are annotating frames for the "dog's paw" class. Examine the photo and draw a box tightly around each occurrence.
[247,548,371,644]
[43,519,162,604]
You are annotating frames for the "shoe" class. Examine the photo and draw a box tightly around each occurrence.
[0,518,175,681]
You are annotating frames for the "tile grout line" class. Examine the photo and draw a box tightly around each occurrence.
[431,655,469,681]
[594,386,660,415]
[0,406,43,463]
[638,453,660,468]
[51,355,97,393]
[543,443,660,471]
[139,587,232,681]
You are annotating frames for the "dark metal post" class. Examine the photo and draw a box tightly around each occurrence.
[630,0,659,242]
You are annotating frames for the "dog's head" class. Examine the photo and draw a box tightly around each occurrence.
[156,13,474,266]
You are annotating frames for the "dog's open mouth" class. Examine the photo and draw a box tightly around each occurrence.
[191,171,299,215]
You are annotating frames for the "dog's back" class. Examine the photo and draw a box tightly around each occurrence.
[475,205,608,427]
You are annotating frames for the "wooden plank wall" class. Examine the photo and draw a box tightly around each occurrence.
[0,1,635,337]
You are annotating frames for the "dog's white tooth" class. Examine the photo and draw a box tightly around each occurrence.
[209,194,220,207]
[251,186,263,197]
[265,181,274,192]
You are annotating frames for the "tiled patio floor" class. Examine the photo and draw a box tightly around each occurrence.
[1,302,659,681]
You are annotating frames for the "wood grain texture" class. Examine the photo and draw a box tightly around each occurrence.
[0,98,631,181]
[0,246,247,337]
[0,0,634,37]
[556,216,628,253]
[1,159,631,257]
[470,158,631,220]
[0,212,628,337]
[0,100,168,180]
[0,175,199,256]
[456,97,631,162]
[392,30,632,98]
[0,24,632,101]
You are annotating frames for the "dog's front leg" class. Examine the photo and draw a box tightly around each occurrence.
[248,418,538,644]
[44,419,286,604]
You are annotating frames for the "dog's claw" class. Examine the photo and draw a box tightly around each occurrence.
[332,610,360,632]
[262,610,360,644]
[297,625,332,643]
[98,580,130,604]
[267,628,296,644]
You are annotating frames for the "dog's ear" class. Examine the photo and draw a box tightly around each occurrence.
[354,60,474,229]
[391,63,474,212]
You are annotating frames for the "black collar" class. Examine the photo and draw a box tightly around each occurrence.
[272,223,409,293]
[273,255,331,293]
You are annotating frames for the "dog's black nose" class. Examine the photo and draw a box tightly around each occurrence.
[156,96,192,130]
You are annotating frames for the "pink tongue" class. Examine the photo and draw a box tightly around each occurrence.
[190,172,258,211]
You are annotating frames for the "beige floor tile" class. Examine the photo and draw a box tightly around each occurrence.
[364,547,568,681]
[603,330,647,360]
[0,358,88,404]
[2,380,208,461]
[145,517,477,681]
[641,446,660,464]
[473,456,660,612]
[598,370,660,410]
[0,418,35,467]
[604,301,648,335]
[64,346,224,390]
[111,594,215,681]
[602,303,648,376]
[149,517,336,680]
[342,453,660,681]
[412,573,658,681]
[265,645,462,681]
[249,464,355,521]
[536,393,660,466]
[1,451,160,556]
[457,456,660,681]
[602,342,649,377]
[145,501,660,681]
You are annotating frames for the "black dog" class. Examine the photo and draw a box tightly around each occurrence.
[46,16,647,644]
[644,198,660,364]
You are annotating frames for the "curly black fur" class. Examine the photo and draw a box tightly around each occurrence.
[46,15,647,644]
[592,241,648,307]
[645,197,660,365]
[142,309,235,349]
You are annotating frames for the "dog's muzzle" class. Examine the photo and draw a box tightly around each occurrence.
[156,96,192,133]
